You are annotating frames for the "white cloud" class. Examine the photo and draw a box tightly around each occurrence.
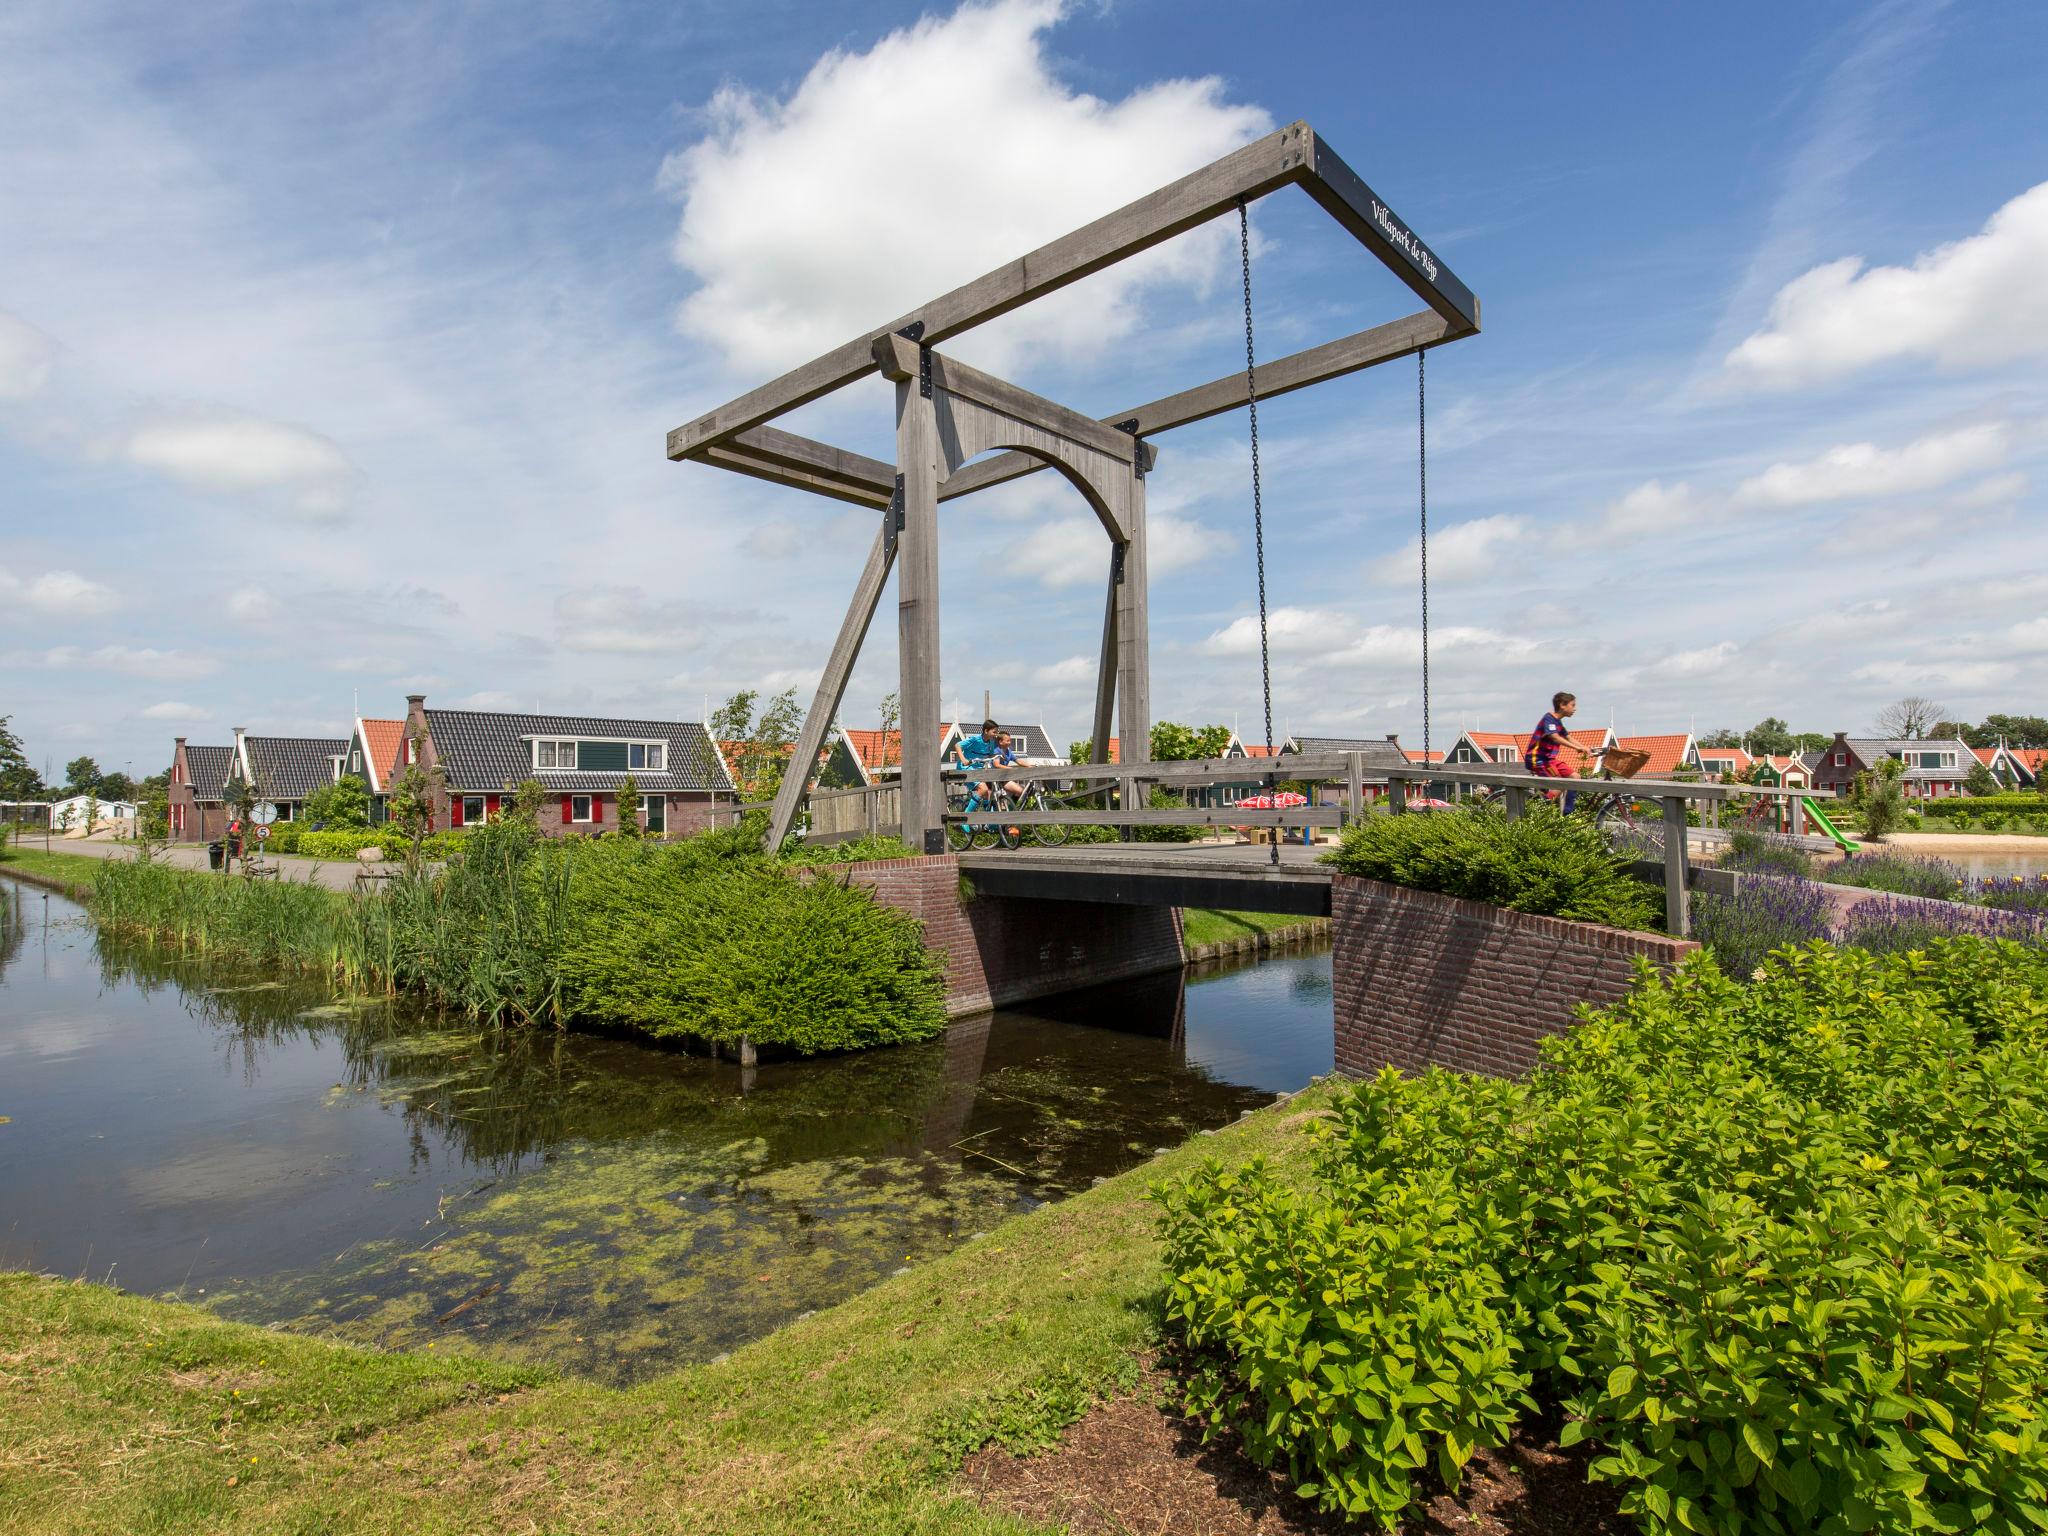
[1371,514,1530,584]
[0,565,118,617]
[554,587,702,654]
[2008,618,2048,655]
[1004,511,1224,589]
[744,522,802,560]
[3,644,214,679]
[138,700,211,721]
[1601,480,1710,537]
[1735,422,2010,507]
[1200,606,1537,671]
[122,413,355,522]
[0,309,57,401]
[451,690,522,710]
[225,588,283,623]
[1726,181,2048,388]
[1031,655,1096,689]
[660,0,1270,375]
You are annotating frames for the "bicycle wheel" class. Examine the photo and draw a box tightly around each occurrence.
[991,792,1022,851]
[944,786,974,852]
[1030,789,1068,846]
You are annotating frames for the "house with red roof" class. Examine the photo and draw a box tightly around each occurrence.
[1978,742,2046,789]
[1610,733,1703,777]
[1697,744,1753,778]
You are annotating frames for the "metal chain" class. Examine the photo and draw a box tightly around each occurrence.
[1419,351,1430,765]
[1237,200,1278,865]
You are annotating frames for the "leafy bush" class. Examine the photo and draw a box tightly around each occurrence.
[1323,804,1660,931]
[1828,850,1965,899]
[553,836,947,1052]
[268,823,302,854]
[1722,827,1812,879]
[781,833,919,867]
[1160,939,2048,1533]
[1690,871,1832,977]
[292,827,464,861]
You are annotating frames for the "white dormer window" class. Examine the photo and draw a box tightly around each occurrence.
[535,739,576,769]
[1490,745,1519,764]
[628,742,665,772]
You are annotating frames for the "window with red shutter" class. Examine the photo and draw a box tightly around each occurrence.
[486,794,501,817]
[561,795,573,824]
[450,797,464,827]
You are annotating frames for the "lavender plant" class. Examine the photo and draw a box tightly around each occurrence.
[1691,872,1833,977]
[1837,894,2046,956]
[1973,872,2048,917]
[1827,850,1965,899]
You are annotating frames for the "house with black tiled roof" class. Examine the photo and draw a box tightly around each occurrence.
[167,738,235,841]
[394,695,737,837]
[225,728,351,823]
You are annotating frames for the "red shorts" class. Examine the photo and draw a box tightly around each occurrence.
[1532,758,1574,780]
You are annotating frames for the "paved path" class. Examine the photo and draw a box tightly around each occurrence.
[16,836,396,892]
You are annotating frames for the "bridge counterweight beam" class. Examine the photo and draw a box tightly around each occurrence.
[895,374,946,853]
[1114,460,1151,774]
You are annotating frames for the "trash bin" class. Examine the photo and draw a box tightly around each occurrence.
[208,840,225,870]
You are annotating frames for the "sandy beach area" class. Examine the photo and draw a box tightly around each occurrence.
[1880,832,2048,853]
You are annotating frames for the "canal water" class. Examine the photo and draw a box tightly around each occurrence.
[0,880,1332,1383]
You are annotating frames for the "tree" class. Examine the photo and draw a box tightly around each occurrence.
[1150,721,1234,761]
[616,773,642,837]
[709,689,758,748]
[1978,713,2048,749]
[1873,696,1948,739]
[1965,761,2000,797]
[0,717,42,800]
[499,777,547,833]
[1745,718,1796,757]
[713,687,805,798]
[64,756,103,796]
[1699,728,1742,749]
[132,782,169,863]
[304,774,371,829]
[385,724,444,870]
[1859,756,1909,842]
[98,771,134,803]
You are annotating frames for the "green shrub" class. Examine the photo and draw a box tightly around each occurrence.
[781,834,919,866]
[1919,794,2048,819]
[553,837,946,1052]
[268,823,302,854]
[1159,939,2048,1532]
[292,827,464,860]
[1322,804,1660,931]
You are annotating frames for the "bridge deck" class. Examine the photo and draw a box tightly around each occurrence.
[958,841,1335,916]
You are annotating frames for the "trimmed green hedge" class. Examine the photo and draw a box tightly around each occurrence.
[273,826,467,860]
[1918,794,2048,819]
[1321,803,1660,931]
[1159,939,2048,1531]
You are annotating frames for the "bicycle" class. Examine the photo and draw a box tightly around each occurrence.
[944,778,1021,851]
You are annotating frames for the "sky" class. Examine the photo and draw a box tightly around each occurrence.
[2,0,2045,781]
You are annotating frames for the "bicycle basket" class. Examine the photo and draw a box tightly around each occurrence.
[1601,747,1652,779]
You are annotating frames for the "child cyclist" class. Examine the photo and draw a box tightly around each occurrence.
[1526,691,1601,813]
[953,719,1025,827]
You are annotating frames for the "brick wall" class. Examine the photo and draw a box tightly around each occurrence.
[826,854,1185,1017]
[1331,873,1697,1079]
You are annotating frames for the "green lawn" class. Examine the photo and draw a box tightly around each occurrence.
[1181,907,1324,950]
[0,1083,1338,1535]
[0,842,104,897]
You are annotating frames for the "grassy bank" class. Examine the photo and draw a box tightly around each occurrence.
[1180,907,1326,956]
[0,843,102,899]
[0,1081,1336,1535]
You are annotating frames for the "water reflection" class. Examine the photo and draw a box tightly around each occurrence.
[0,879,1331,1381]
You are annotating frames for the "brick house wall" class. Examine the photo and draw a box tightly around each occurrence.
[826,854,1186,1017]
[1331,874,1697,1079]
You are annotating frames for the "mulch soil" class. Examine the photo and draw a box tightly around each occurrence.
[958,1361,1631,1536]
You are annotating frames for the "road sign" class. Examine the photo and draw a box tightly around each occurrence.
[256,824,270,841]
[251,801,279,826]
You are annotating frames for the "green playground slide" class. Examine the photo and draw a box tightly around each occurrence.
[1799,796,1858,852]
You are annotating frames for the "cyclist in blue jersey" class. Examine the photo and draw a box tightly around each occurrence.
[953,719,1024,806]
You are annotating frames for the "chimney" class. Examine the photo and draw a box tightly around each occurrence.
[407,693,425,713]
[174,736,186,748]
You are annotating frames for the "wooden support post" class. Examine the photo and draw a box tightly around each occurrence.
[1708,800,1720,829]
[1505,787,1528,821]
[1115,464,1151,773]
[1091,555,1118,763]
[1345,752,1364,830]
[764,524,896,848]
[1388,776,1408,814]
[1119,773,1137,842]
[1662,796,1691,938]
[1789,797,1806,838]
[895,376,945,854]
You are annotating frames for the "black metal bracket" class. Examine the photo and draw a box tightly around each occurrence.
[895,321,925,342]
[918,345,933,399]
[883,475,905,555]
[1113,418,1146,477]
[1110,543,1127,585]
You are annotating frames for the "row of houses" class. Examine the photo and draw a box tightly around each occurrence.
[168,696,738,842]
[161,695,2048,845]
